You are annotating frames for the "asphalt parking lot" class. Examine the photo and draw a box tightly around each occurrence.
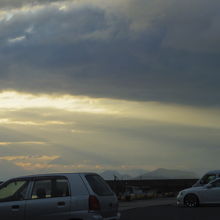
[120,199,220,220]
[121,205,220,220]
[119,197,176,211]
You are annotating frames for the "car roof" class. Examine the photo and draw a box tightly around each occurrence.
[5,172,98,181]
[205,170,220,175]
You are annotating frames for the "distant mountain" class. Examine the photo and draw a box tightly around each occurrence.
[100,168,198,180]
[100,170,131,180]
[134,168,198,180]
[118,169,149,178]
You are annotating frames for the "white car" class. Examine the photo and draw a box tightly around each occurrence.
[0,173,120,220]
[177,178,220,207]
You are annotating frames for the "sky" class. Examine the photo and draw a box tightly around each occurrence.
[0,0,220,179]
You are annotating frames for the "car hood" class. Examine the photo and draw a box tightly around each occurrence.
[180,186,204,194]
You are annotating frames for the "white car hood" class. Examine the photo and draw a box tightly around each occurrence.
[181,186,204,194]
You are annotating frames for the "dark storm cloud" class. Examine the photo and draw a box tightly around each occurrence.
[1,0,220,105]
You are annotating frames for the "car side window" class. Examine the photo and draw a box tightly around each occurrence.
[53,178,70,197]
[31,177,69,199]
[31,179,52,199]
[0,180,29,202]
[212,180,220,188]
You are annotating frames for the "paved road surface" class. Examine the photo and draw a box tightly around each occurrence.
[120,205,220,220]
[119,198,176,211]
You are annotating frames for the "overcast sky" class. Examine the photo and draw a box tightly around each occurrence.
[0,0,220,179]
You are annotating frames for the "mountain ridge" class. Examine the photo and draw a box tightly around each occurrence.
[100,168,198,180]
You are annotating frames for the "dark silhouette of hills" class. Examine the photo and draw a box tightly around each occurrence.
[100,168,198,180]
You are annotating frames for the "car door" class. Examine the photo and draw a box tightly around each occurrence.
[0,200,26,220]
[204,179,220,204]
[25,176,71,220]
[0,179,29,220]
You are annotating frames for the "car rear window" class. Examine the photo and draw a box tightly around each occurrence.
[86,175,114,196]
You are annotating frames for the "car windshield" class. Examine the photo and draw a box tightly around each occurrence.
[0,180,28,202]
[201,174,216,185]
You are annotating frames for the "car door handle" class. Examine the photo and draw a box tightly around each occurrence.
[57,201,65,207]
[11,205,20,211]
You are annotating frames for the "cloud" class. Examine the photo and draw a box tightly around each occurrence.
[8,35,26,44]
[0,0,220,105]
[0,0,62,9]
[0,91,116,114]
[0,155,59,162]
[0,91,220,128]
[0,118,69,126]
[0,126,46,143]
[0,141,45,146]
[160,0,220,53]
[0,159,27,180]
[0,91,219,177]
[0,1,220,177]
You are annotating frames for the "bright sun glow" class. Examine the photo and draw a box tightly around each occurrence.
[0,91,220,129]
[0,91,115,114]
